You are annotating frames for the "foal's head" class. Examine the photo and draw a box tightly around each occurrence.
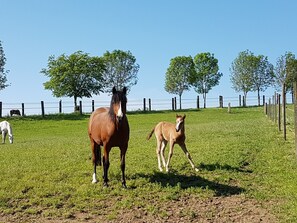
[110,86,127,122]
[175,114,186,132]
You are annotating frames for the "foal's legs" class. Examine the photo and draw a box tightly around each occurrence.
[165,141,175,172]
[120,144,128,188]
[156,139,163,171]
[179,142,199,172]
[160,140,167,169]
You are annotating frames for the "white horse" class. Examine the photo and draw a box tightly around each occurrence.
[0,121,13,144]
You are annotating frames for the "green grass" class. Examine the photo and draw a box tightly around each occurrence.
[0,107,297,222]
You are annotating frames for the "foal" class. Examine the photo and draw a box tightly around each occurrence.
[147,114,198,172]
[0,121,13,144]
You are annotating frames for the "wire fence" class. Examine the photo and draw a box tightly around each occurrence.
[0,94,279,117]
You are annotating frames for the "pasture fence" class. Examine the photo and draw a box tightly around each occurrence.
[0,94,266,118]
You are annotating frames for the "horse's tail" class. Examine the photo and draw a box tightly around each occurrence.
[147,127,155,140]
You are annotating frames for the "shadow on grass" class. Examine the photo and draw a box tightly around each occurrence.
[134,171,245,196]
[198,162,253,173]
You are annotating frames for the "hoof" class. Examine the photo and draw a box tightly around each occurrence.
[194,167,199,172]
[92,179,98,184]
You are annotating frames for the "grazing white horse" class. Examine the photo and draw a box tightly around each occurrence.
[0,121,13,144]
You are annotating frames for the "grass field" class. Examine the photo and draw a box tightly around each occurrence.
[1,107,297,222]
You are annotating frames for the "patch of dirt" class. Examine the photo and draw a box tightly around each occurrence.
[0,195,277,223]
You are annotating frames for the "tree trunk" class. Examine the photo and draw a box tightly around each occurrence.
[203,92,206,108]
[74,96,78,112]
[257,89,260,106]
[179,94,182,110]
[243,92,247,107]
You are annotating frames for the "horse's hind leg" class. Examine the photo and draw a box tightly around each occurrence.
[91,140,101,183]
[120,144,128,188]
[180,142,199,172]
[102,146,110,187]
[160,140,167,169]
[156,139,163,171]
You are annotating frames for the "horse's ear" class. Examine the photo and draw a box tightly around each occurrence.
[183,114,186,119]
[122,87,127,95]
[112,87,117,94]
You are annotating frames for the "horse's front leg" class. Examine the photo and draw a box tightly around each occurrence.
[2,131,6,144]
[103,146,110,187]
[120,144,128,188]
[180,142,199,172]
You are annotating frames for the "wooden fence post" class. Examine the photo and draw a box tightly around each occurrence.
[0,102,2,118]
[263,95,265,106]
[22,103,25,116]
[282,84,287,140]
[149,98,151,111]
[172,98,174,111]
[92,100,95,112]
[239,95,241,107]
[143,98,146,112]
[278,94,281,131]
[41,101,45,118]
[293,82,297,158]
[197,96,200,109]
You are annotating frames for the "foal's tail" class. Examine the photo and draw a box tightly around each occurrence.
[147,127,155,140]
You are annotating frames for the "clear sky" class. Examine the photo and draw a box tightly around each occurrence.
[1,0,297,111]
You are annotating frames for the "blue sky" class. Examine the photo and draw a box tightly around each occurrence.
[1,0,297,111]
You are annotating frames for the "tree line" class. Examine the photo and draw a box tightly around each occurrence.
[0,40,297,111]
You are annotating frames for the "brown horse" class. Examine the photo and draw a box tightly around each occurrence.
[147,114,199,172]
[88,87,129,188]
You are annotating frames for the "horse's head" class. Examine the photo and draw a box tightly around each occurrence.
[175,114,186,132]
[110,86,127,123]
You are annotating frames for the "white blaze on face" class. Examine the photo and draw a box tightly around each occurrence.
[117,103,123,119]
[175,119,182,131]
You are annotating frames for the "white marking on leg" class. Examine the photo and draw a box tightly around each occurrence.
[92,173,98,184]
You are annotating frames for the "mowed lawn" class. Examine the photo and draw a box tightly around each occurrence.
[1,107,297,222]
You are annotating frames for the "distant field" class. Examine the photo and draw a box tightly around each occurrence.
[0,107,297,222]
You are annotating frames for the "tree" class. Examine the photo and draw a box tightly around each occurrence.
[165,56,195,109]
[190,52,223,108]
[230,50,255,106]
[251,55,274,106]
[101,50,139,93]
[41,51,105,110]
[0,41,9,90]
[274,52,295,92]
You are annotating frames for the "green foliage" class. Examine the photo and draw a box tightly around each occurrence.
[101,50,139,93]
[190,52,223,108]
[275,52,297,92]
[1,108,297,221]
[165,56,195,109]
[230,50,273,106]
[41,51,105,108]
[0,40,9,91]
